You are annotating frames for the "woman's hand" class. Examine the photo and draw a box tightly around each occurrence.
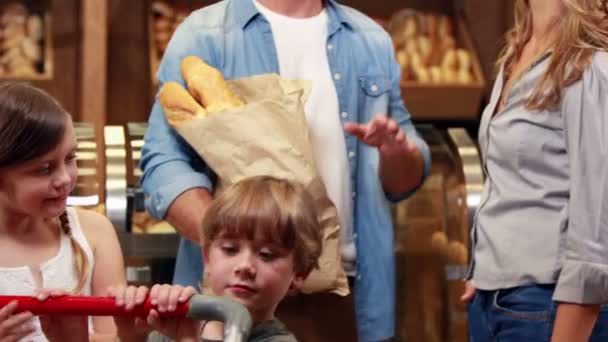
[460,281,476,303]
[551,303,600,342]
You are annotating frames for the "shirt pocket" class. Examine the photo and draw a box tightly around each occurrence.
[359,75,391,120]
[515,109,565,177]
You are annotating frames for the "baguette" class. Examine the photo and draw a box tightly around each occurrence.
[180,55,244,113]
[159,81,207,127]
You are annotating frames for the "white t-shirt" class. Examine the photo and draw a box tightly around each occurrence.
[254,1,356,271]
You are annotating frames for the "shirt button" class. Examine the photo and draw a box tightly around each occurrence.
[353,233,358,240]
[334,73,341,81]
[351,191,356,199]
[327,44,333,50]
[348,151,355,159]
[370,84,378,92]
[356,274,362,280]
[341,111,349,118]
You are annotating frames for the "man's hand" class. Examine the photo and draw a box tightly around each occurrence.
[345,114,423,195]
[344,115,417,156]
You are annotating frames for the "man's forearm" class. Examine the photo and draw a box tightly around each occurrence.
[379,146,424,195]
[551,303,600,342]
[165,188,213,243]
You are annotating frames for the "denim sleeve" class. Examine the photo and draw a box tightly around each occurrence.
[140,18,219,219]
[383,32,431,203]
[553,54,608,304]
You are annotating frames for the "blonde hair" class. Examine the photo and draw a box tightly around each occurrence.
[202,176,323,275]
[59,211,90,294]
[498,0,608,110]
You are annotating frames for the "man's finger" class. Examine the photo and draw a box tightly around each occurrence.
[344,122,366,140]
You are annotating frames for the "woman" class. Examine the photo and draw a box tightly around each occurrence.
[462,0,608,341]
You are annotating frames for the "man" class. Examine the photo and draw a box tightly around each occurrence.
[140,0,431,340]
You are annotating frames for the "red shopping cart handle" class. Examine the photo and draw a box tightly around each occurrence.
[0,295,251,342]
[0,295,188,318]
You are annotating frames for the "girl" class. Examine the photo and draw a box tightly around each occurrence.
[462,0,608,341]
[0,82,125,341]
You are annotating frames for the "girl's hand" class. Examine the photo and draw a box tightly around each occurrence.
[0,300,35,342]
[35,289,89,342]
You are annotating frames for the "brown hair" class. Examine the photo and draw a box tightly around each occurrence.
[0,81,89,293]
[498,0,608,110]
[202,176,323,275]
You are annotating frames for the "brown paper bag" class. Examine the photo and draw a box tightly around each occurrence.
[176,74,349,296]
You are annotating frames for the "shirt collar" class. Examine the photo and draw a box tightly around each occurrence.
[232,0,353,32]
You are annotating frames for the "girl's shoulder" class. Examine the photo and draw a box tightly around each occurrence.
[68,207,118,244]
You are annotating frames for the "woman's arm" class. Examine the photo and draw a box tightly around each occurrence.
[552,303,600,342]
[552,53,608,340]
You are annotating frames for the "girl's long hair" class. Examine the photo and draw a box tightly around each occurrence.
[498,0,608,110]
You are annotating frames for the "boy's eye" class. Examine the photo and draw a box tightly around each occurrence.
[258,248,277,261]
[66,153,77,163]
[220,244,238,255]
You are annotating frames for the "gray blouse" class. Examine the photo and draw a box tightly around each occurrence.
[469,51,608,304]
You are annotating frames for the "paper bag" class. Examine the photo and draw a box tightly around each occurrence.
[176,74,349,296]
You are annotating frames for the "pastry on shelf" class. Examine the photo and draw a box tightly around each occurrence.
[0,1,47,79]
[389,9,474,85]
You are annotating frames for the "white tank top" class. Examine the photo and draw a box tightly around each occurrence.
[0,207,95,341]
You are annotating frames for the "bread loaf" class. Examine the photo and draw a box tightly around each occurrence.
[180,55,244,113]
[159,81,208,127]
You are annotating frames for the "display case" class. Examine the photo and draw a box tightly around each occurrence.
[389,11,485,120]
[98,124,179,284]
[148,0,208,94]
[67,123,103,212]
[393,126,482,342]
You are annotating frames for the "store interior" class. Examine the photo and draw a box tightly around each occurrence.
[0,0,517,341]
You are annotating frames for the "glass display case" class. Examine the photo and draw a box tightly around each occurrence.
[394,126,482,342]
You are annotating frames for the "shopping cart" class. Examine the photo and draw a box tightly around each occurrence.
[0,294,252,342]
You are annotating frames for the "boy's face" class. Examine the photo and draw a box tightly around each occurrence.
[204,235,305,323]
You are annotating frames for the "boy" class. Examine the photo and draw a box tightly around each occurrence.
[111,176,323,341]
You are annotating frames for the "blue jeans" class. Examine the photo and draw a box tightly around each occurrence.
[468,284,608,342]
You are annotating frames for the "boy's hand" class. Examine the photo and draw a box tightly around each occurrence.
[0,300,35,341]
[146,284,201,341]
[35,289,88,342]
[107,285,151,342]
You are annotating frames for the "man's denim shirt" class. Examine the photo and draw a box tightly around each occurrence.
[140,0,431,340]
